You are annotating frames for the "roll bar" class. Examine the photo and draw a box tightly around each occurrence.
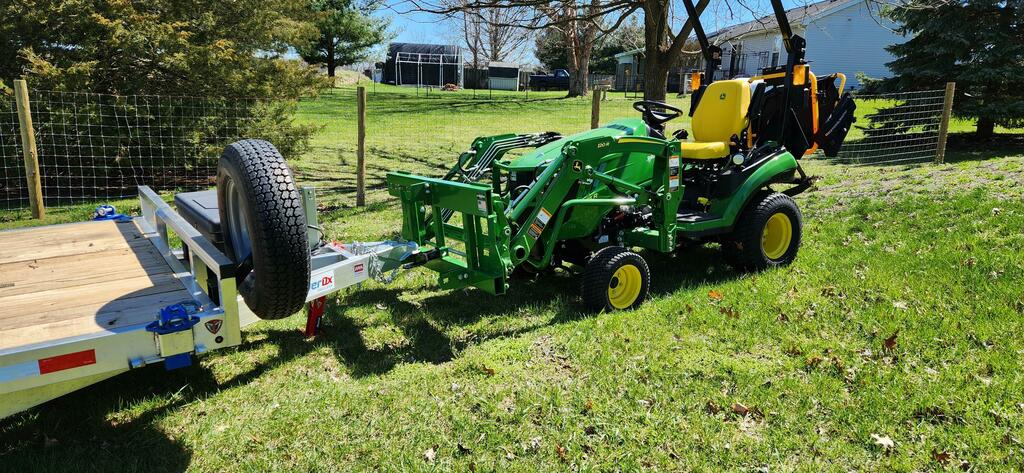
[682,0,809,145]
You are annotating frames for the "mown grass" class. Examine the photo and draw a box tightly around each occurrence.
[2,85,1024,471]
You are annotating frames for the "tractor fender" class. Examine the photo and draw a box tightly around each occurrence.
[716,150,799,228]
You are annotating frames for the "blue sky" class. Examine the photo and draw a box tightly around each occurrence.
[374,0,812,65]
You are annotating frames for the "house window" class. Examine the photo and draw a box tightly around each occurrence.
[729,44,743,77]
[771,36,782,67]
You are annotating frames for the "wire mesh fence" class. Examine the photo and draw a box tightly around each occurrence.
[834,88,949,165]
[289,87,601,209]
[0,85,612,215]
[0,82,954,218]
[0,99,27,214]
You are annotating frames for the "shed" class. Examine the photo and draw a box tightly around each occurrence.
[384,43,463,87]
[614,48,644,92]
[487,61,520,91]
[615,49,697,93]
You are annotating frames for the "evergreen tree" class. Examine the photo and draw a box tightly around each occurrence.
[300,0,391,78]
[535,19,642,75]
[884,0,1024,139]
[1,0,327,99]
[0,0,336,193]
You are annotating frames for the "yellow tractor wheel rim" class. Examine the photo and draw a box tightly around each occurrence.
[761,212,793,260]
[608,264,642,309]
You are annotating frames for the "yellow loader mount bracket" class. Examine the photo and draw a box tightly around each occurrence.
[387,0,855,312]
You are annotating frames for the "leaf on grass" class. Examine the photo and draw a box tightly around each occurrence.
[708,290,724,301]
[883,331,899,352]
[805,356,823,368]
[871,434,895,451]
[719,306,740,319]
[481,365,496,376]
[424,446,436,463]
[706,401,721,415]
[581,400,593,414]
[731,402,749,416]
[932,449,951,465]
[555,443,567,460]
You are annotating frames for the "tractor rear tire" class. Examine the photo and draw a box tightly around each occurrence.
[722,192,802,271]
[581,246,650,312]
[217,139,310,320]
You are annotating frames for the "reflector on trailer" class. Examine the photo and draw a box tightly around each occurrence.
[38,350,96,375]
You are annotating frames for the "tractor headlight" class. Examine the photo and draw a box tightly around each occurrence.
[731,154,745,166]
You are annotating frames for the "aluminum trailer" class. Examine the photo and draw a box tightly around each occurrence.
[0,185,412,418]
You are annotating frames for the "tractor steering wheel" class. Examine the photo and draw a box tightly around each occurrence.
[633,100,684,135]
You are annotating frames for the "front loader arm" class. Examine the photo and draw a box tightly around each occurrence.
[509,136,683,270]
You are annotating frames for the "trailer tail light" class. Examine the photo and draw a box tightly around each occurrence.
[38,349,96,374]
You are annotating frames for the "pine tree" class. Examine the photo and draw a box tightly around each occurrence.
[0,0,333,165]
[884,0,1024,139]
[300,0,391,78]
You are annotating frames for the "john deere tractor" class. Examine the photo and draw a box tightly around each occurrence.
[386,0,856,311]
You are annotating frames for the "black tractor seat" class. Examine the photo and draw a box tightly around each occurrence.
[174,190,223,247]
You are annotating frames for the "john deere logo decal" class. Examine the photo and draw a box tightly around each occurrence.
[205,319,223,334]
[572,160,583,172]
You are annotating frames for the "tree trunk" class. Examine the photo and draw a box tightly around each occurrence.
[566,32,592,97]
[639,0,709,101]
[643,59,670,101]
[976,117,995,140]
[568,64,589,97]
[326,40,336,78]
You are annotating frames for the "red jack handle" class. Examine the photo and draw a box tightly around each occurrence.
[304,296,327,338]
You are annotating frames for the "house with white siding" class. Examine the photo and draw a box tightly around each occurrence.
[703,0,903,90]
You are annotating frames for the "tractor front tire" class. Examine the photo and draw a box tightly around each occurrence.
[722,192,802,271]
[581,246,650,312]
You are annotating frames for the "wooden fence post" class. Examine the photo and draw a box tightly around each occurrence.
[14,79,44,219]
[591,87,601,129]
[356,85,366,206]
[935,81,956,164]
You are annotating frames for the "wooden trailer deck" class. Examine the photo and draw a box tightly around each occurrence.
[0,219,189,351]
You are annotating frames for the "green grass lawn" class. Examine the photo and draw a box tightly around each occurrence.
[2,85,1024,471]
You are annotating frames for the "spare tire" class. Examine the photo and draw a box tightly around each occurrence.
[217,139,310,320]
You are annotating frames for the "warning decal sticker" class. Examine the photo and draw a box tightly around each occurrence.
[527,207,552,240]
[669,157,680,190]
